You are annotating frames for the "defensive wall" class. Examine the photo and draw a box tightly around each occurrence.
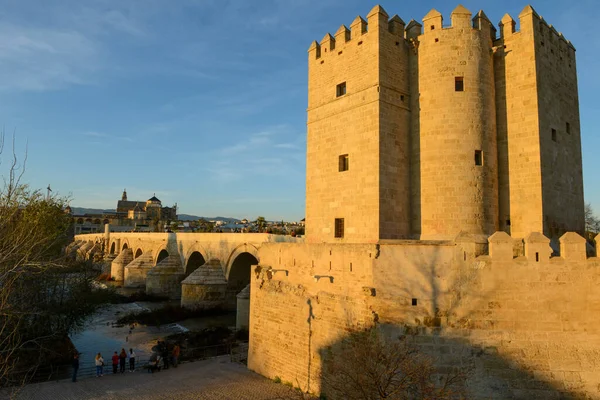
[249,231,600,399]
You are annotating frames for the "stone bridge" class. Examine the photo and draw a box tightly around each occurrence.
[67,229,300,328]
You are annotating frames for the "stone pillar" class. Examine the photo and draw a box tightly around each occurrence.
[559,232,586,261]
[488,231,514,262]
[181,259,228,310]
[111,248,133,281]
[104,224,110,255]
[524,232,552,262]
[124,251,155,288]
[146,254,185,299]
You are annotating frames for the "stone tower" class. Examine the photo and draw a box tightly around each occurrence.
[305,4,584,243]
[306,6,411,243]
[494,6,584,238]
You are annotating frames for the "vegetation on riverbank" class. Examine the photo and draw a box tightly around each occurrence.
[0,134,125,387]
[116,305,230,326]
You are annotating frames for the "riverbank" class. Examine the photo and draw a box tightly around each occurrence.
[3,355,312,400]
[70,302,236,371]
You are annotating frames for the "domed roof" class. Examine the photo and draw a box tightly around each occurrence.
[147,194,161,203]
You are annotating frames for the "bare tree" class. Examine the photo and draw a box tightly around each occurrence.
[584,203,600,234]
[321,327,467,400]
[0,132,104,387]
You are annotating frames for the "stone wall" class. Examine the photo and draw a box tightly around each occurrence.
[249,233,600,399]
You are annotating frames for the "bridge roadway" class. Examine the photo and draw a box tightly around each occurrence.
[3,356,308,400]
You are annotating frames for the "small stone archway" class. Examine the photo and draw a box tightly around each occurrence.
[156,249,169,265]
[185,251,206,277]
[226,251,258,311]
[134,248,143,259]
[225,243,260,280]
[122,242,129,252]
[110,242,116,254]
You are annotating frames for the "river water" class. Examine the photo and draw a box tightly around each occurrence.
[68,301,236,378]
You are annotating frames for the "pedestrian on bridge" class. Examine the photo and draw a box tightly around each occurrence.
[119,348,127,373]
[72,353,79,382]
[112,351,119,374]
[172,343,180,368]
[95,353,104,377]
[129,348,136,372]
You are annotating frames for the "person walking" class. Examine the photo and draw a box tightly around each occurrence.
[95,353,104,377]
[160,341,169,370]
[72,353,79,382]
[119,348,127,373]
[172,343,180,368]
[111,351,119,374]
[129,348,136,372]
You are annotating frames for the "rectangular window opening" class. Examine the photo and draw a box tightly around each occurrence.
[411,298,418,306]
[334,218,344,238]
[535,252,539,262]
[455,76,464,92]
[566,122,571,134]
[430,25,435,30]
[338,154,349,172]
[475,150,483,166]
[336,82,347,97]
[551,128,557,142]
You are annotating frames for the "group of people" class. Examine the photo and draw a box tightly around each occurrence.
[94,348,136,377]
[71,341,181,382]
[71,348,136,382]
[147,340,181,373]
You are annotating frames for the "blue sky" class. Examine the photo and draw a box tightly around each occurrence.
[0,0,598,222]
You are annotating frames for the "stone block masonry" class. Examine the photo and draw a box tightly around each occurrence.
[249,232,600,399]
[306,4,584,242]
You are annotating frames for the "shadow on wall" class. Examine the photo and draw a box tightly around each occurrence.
[317,323,577,400]
[249,241,598,399]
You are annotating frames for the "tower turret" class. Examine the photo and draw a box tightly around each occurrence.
[416,5,499,239]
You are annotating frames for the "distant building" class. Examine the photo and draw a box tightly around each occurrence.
[116,189,177,222]
[71,189,177,233]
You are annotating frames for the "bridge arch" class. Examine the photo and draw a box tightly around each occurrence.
[184,251,206,277]
[225,243,260,280]
[156,249,169,265]
[225,248,259,319]
[134,248,143,259]
[122,241,129,251]
[109,242,116,254]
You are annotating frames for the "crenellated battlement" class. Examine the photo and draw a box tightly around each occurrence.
[420,5,496,38]
[308,5,406,59]
[486,231,591,263]
[499,5,575,53]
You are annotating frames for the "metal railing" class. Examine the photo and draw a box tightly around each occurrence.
[3,341,247,386]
